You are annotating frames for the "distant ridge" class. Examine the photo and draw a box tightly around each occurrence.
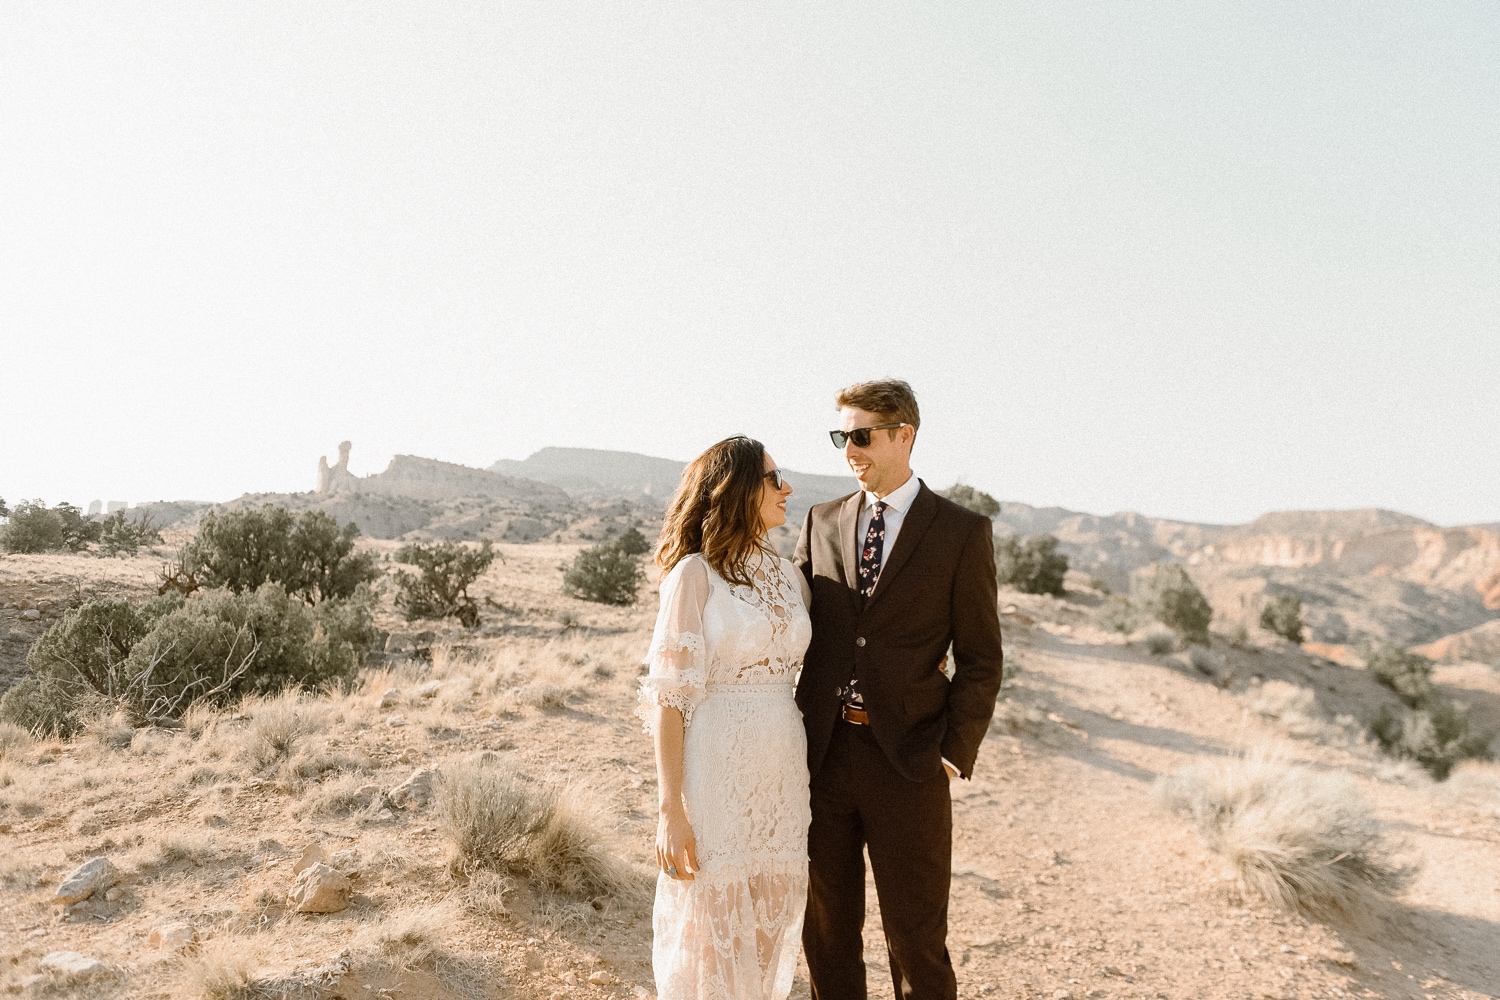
[490,447,858,524]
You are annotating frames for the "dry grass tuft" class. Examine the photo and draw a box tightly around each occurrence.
[133,833,223,876]
[989,698,1048,738]
[1154,748,1413,917]
[363,907,448,969]
[236,691,328,769]
[435,760,638,899]
[1141,625,1176,656]
[183,939,258,1000]
[464,869,512,920]
[1436,759,1500,808]
[308,772,387,819]
[0,721,33,762]
[81,710,137,751]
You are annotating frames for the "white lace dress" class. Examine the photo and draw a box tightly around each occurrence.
[637,552,813,1000]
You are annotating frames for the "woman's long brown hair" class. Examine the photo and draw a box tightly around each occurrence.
[656,436,770,587]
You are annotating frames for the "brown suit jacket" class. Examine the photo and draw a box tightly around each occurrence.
[794,480,1004,782]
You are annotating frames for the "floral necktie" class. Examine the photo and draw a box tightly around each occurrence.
[841,500,888,711]
[858,500,888,599]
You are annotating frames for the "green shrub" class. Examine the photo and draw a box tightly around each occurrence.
[1370,699,1489,781]
[0,673,106,738]
[99,510,162,558]
[0,585,375,734]
[394,540,496,627]
[0,499,101,553]
[939,484,1001,518]
[1130,563,1213,645]
[184,506,378,603]
[609,526,651,557]
[994,534,1068,596]
[563,541,643,606]
[1366,644,1434,707]
[1259,592,1305,645]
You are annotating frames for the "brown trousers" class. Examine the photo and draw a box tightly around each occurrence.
[804,720,956,1000]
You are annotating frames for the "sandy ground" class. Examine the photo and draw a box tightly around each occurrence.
[0,546,1497,999]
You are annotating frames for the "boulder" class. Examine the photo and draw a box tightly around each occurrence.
[414,681,444,699]
[20,609,41,621]
[147,921,198,952]
[378,688,402,709]
[53,857,121,905]
[39,951,106,980]
[293,844,329,876]
[288,862,351,914]
[388,767,438,810]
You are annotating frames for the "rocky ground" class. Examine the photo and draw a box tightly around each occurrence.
[0,547,1497,999]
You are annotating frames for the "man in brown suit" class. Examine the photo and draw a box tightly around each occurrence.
[795,379,1004,1000]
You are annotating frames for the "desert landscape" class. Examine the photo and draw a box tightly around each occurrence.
[1,446,1498,999]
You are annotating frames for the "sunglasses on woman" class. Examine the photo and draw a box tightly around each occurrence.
[828,422,910,449]
[763,468,788,490]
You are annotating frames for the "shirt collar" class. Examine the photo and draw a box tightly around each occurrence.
[865,472,920,514]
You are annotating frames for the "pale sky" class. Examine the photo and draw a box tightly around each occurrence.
[3,4,1496,526]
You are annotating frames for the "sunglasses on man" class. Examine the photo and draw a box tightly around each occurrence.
[828,423,910,449]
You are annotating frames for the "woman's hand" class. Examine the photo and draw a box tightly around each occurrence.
[655,805,699,881]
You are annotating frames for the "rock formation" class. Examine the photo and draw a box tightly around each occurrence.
[316,441,358,495]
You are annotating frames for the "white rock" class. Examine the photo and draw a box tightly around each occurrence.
[147,921,197,952]
[21,609,41,621]
[378,688,402,709]
[293,844,329,876]
[388,767,439,810]
[288,862,351,914]
[414,681,444,699]
[589,969,618,985]
[386,715,409,728]
[40,951,106,980]
[53,857,121,905]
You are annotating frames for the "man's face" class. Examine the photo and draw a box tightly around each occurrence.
[839,405,914,496]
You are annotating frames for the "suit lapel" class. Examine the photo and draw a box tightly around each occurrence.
[866,481,936,609]
[838,492,863,596]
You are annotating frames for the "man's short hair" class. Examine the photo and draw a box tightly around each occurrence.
[835,379,920,433]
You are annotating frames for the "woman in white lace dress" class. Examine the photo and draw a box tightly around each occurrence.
[637,435,813,1000]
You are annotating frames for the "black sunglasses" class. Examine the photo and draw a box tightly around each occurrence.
[829,422,910,449]
[763,468,788,490]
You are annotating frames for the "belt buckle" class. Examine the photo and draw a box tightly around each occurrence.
[841,704,869,726]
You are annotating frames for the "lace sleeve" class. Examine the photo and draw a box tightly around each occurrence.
[636,556,712,734]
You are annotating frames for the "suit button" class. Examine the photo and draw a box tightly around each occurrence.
[855,637,866,647]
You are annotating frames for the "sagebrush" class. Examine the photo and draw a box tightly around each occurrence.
[1131,563,1213,644]
[184,505,379,603]
[394,539,496,627]
[994,533,1068,596]
[563,539,644,605]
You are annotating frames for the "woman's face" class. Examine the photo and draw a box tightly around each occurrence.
[758,451,793,531]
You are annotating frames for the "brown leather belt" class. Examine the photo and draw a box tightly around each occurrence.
[841,704,870,725]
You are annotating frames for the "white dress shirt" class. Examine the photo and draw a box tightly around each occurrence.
[857,471,921,584]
